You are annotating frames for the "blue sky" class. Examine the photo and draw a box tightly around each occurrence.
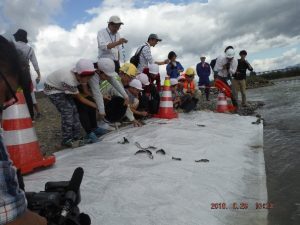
[55,0,208,29]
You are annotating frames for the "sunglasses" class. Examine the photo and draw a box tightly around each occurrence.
[0,70,18,110]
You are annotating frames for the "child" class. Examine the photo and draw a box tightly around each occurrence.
[170,78,181,108]
[44,59,96,147]
[126,79,148,118]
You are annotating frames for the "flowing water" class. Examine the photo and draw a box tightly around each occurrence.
[247,77,300,225]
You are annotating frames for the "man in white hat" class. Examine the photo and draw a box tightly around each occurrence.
[97,16,128,72]
[214,46,238,109]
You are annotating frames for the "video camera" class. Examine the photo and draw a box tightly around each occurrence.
[18,167,91,225]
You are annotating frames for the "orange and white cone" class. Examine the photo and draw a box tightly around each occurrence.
[216,92,230,113]
[154,76,178,119]
[2,89,55,174]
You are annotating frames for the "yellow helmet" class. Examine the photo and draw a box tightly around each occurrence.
[185,67,195,76]
[120,63,137,77]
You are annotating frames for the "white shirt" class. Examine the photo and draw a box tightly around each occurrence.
[214,55,238,78]
[88,73,128,114]
[44,67,79,95]
[97,28,121,61]
[14,41,40,71]
[137,42,153,72]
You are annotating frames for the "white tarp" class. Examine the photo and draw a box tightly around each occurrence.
[25,112,267,225]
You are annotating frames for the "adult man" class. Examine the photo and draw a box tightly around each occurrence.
[214,48,238,108]
[196,55,211,101]
[0,35,46,225]
[233,50,253,107]
[136,34,169,72]
[13,29,42,120]
[97,16,127,72]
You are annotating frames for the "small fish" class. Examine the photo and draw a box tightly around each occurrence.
[195,159,209,163]
[197,124,206,127]
[118,137,129,144]
[172,157,181,161]
[156,149,166,155]
[135,149,153,159]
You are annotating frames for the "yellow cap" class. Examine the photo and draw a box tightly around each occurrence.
[120,63,137,77]
[185,67,195,76]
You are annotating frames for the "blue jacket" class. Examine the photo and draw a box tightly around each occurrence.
[166,61,184,79]
[196,62,211,84]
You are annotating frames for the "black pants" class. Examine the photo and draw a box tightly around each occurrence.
[216,75,238,107]
[21,69,34,120]
[114,60,120,73]
[74,97,97,134]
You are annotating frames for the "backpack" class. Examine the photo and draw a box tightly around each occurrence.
[210,58,217,70]
[130,45,146,67]
[16,46,32,70]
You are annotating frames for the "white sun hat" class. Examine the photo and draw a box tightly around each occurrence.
[136,73,150,86]
[129,79,143,90]
[108,15,124,24]
[97,58,117,77]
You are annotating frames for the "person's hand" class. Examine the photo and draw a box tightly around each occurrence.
[98,112,106,120]
[104,95,112,101]
[141,111,148,117]
[124,97,129,106]
[132,119,142,127]
[118,38,128,45]
[7,210,47,225]
[36,76,41,84]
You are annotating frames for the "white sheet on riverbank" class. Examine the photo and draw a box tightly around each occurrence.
[25,112,267,225]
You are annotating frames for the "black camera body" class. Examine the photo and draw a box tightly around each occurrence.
[21,168,90,225]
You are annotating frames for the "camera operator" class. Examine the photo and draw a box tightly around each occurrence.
[214,46,238,109]
[97,16,128,73]
[0,35,46,225]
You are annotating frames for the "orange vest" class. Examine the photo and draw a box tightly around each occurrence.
[183,81,195,94]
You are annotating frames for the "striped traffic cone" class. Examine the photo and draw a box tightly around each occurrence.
[154,76,178,119]
[216,92,230,113]
[2,89,55,174]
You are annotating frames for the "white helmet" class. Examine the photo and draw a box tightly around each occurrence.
[225,48,235,58]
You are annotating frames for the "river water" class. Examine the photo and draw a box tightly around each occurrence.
[247,77,300,225]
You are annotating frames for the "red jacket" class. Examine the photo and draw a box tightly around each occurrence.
[143,68,161,94]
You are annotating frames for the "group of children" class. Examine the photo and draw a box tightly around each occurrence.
[43,53,207,147]
[43,42,253,148]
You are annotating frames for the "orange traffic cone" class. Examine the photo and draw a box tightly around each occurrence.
[216,92,230,113]
[2,89,55,174]
[154,76,178,119]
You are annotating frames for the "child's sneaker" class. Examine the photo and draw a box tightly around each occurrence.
[84,132,99,144]
[93,127,109,137]
[61,139,73,148]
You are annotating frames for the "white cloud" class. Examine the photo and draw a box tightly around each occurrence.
[252,48,300,71]
[1,0,300,77]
